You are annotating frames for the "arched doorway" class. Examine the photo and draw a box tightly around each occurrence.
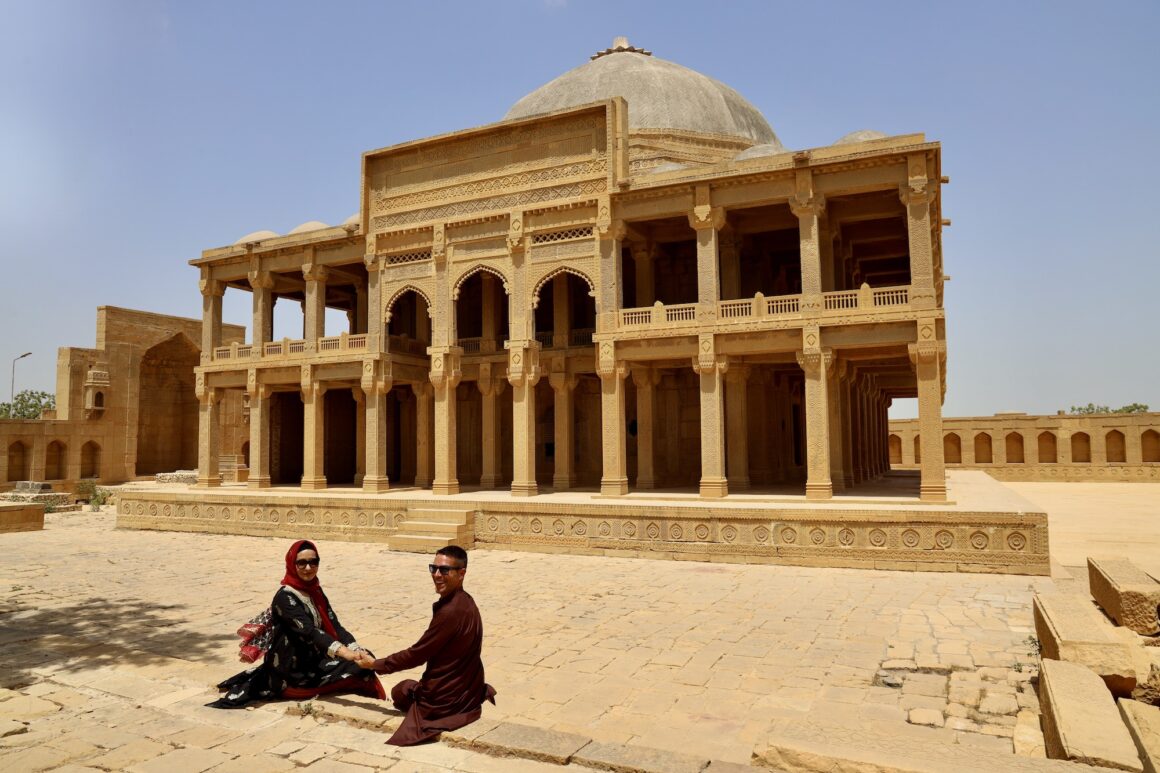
[81,441,101,479]
[45,441,66,480]
[7,442,29,481]
[136,333,199,475]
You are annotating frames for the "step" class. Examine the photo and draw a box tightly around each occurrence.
[387,534,461,553]
[400,520,469,538]
[1033,591,1138,696]
[405,508,475,525]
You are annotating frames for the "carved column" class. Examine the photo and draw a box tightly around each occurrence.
[477,367,505,489]
[630,366,658,489]
[199,275,224,364]
[631,242,656,307]
[302,262,328,343]
[300,372,327,490]
[827,359,845,492]
[352,387,366,485]
[839,367,855,488]
[901,154,938,311]
[362,363,391,492]
[688,188,725,307]
[246,373,271,489]
[429,350,461,495]
[796,335,833,500]
[790,173,825,313]
[550,368,578,489]
[364,253,383,351]
[724,363,750,490]
[249,269,275,349]
[413,382,433,488]
[693,334,729,498]
[195,375,221,488]
[719,229,741,299]
[597,342,628,495]
[748,370,771,485]
[508,341,541,497]
[910,322,947,501]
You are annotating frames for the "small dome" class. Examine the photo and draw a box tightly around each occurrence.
[342,212,359,225]
[505,38,778,146]
[288,220,329,235]
[234,229,279,245]
[734,142,787,161]
[833,129,887,146]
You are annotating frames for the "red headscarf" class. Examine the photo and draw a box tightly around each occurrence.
[281,539,340,640]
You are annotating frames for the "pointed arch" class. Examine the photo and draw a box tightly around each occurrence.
[451,264,511,300]
[530,266,596,310]
[384,284,433,321]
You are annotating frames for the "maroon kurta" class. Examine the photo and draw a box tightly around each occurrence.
[373,588,495,745]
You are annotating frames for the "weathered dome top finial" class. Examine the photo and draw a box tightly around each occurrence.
[591,36,652,60]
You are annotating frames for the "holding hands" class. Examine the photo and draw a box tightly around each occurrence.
[354,651,377,670]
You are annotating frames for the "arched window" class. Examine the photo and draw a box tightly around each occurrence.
[1005,432,1024,464]
[944,433,962,464]
[913,435,921,464]
[93,391,105,408]
[974,433,993,464]
[7,442,29,481]
[1143,430,1160,463]
[1106,430,1126,463]
[81,441,101,479]
[45,441,66,480]
[888,435,902,466]
[1038,432,1057,464]
[1071,432,1091,463]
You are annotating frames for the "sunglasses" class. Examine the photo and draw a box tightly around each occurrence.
[295,558,321,568]
[428,564,463,576]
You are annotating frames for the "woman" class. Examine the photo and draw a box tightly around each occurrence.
[207,539,386,708]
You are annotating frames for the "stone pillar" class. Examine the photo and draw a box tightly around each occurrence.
[413,382,433,489]
[748,371,771,485]
[719,230,741,299]
[300,378,327,490]
[507,342,541,496]
[550,370,578,489]
[688,189,725,307]
[790,176,825,313]
[353,387,366,485]
[247,376,271,489]
[195,375,220,487]
[249,270,275,348]
[693,335,729,498]
[429,350,461,495]
[827,359,845,492]
[199,275,224,364]
[724,363,750,490]
[631,242,656,307]
[901,154,938,310]
[477,368,505,489]
[910,323,947,502]
[597,344,628,496]
[630,367,658,489]
[839,369,855,488]
[362,366,391,492]
[553,276,571,348]
[364,254,384,351]
[796,337,833,500]
[302,263,328,342]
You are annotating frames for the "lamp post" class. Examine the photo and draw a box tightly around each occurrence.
[10,352,31,404]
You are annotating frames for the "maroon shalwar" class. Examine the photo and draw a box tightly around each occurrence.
[372,588,496,745]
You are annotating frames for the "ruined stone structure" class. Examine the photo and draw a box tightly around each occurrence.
[0,307,245,491]
[889,412,1160,482]
[191,39,949,502]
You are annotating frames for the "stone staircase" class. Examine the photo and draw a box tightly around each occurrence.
[387,507,476,553]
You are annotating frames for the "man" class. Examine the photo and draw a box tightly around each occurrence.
[357,545,495,745]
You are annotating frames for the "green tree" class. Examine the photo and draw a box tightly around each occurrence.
[0,390,55,419]
[1068,402,1149,415]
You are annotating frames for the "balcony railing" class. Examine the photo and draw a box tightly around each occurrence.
[213,333,368,362]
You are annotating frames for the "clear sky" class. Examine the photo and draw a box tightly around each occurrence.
[2,0,1157,419]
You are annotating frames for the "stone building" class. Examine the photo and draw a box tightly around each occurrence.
[1,307,245,491]
[889,412,1160,482]
[192,38,950,503]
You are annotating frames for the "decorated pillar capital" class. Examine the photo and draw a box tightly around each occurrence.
[302,264,329,284]
[505,340,541,387]
[248,270,275,290]
[199,277,224,297]
[788,194,826,219]
[427,348,462,390]
[630,365,659,389]
[723,362,751,384]
[795,347,834,378]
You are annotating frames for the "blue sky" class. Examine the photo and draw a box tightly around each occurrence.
[2,0,1157,419]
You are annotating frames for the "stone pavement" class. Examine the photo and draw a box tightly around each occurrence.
[1,482,1156,771]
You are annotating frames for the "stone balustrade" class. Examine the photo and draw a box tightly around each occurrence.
[211,332,369,362]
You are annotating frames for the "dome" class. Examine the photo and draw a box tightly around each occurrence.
[342,212,359,225]
[505,38,778,146]
[234,229,279,245]
[833,129,887,146]
[288,220,329,235]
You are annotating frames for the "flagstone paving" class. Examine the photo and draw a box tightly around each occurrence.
[0,481,1156,771]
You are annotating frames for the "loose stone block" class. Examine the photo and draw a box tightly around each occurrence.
[1120,699,1160,773]
[1033,591,1137,696]
[1038,659,1143,771]
[1090,557,1160,636]
[572,740,708,773]
[0,502,45,533]
[472,722,590,764]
